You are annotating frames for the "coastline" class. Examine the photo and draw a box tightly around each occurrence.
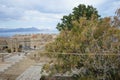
[0,31,59,37]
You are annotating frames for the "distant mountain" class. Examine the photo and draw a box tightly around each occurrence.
[0,27,44,32]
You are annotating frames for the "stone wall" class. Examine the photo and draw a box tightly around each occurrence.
[0,34,57,52]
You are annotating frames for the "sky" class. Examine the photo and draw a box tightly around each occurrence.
[0,0,120,30]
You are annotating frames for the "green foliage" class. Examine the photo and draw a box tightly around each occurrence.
[56,4,100,31]
[7,48,11,53]
[47,17,120,53]
[72,4,100,20]
[45,6,120,80]
[40,75,46,80]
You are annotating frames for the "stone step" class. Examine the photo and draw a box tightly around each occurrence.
[0,64,11,72]
[16,63,45,80]
[0,57,35,80]
[0,54,25,73]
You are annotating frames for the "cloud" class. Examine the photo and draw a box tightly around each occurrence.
[21,10,63,22]
[0,0,107,21]
[0,4,24,20]
[0,0,120,29]
[0,0,112,18]
[97,0,120,17]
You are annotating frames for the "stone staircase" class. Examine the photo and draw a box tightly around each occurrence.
[0,57,35,80]
[0,54,25,73]
[0,64,11,73]
[16,63,45,80]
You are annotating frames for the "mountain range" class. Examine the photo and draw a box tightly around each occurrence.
[0,27,49,32]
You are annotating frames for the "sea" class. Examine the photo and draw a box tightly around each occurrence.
[0,31,59,37]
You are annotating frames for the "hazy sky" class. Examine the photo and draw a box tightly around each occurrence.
[0,0,120,30]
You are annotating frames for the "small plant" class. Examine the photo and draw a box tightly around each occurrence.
[7,48,11,53]
[40,75,46,80]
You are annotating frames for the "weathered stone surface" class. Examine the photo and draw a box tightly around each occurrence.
[16,63,44,80]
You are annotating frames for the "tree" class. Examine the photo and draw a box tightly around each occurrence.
[44,6,120,80]
[56,4,100,31]
[72,4,100,20]
[45,16,120,80]
[56,14,73,31]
